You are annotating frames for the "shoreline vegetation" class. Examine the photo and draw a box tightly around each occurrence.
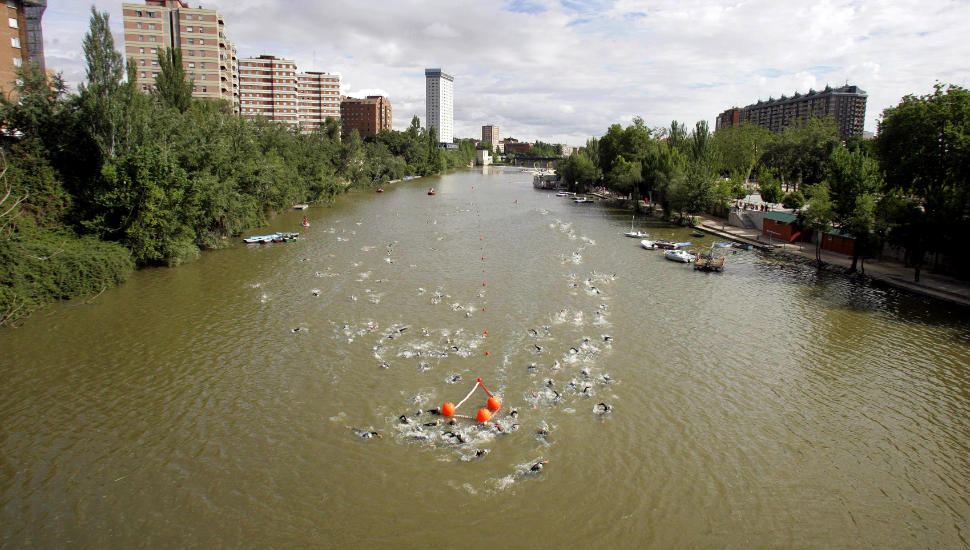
[0,9,478,326]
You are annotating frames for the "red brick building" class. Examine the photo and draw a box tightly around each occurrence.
[820,230,855,256]
[340,95,392,139]
[762,212,810,243]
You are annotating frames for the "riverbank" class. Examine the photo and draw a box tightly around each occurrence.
[694,213,970,309]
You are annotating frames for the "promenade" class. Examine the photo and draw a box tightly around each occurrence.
[694,213,970,309]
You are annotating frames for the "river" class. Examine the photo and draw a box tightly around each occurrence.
[2,166,969,549]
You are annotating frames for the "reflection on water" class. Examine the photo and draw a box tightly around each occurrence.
[2,167,970,549]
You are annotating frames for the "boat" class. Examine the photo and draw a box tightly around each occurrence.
[733,243,754,250]
[243,235,273,244]
[625,216,648,238]
[572,197,594,204]
[694,252,726,272]
[692,231,706,238]
[377,188,384,193]
[533,170,562,189]
[653,240,691,250]
[713,242,733,248]
[555,191,576,197]
[641,239,658,250]
[293,204,308,210]
[664,249,696,263]
[428,188,435,195]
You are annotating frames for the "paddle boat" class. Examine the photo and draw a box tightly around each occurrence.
[713,242,733,248]
[664,249,696,263]
[243,235,273,244]
[428,188,435,195]
[692,230,706,238]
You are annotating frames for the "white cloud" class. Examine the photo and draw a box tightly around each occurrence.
[44,0,970,144]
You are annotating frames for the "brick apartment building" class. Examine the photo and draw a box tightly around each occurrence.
[239,55,298,123]
[298,71,341,132]
[482,125,499,146]
[122,0,239,112]
[239,55,343,132]
[716,84,867,138]
[340,95,392,139]
[1,0,46,95]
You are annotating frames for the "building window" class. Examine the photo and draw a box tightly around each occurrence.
[148,11,155,18]
[202,87,207,93]
[186,14,193,20]
[12,57,22,67]
[150,36,156,42]
[187,27,193,32]
[200,51,205,57]
[152,73,158,78]
[187,39,194,45]
[136,10,142,16]
[189,74,195,80]
[199,39,204,45]
[188,50,194,56]
[139,48,145,54]
[141,72,146,78]
[138,35,144,42]
[10,37,19,48]
[189,62,195,68]
[151,61,158,67]
[200,63,205,69]
[137,22,143,29]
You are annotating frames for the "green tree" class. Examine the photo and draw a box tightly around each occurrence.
[827,147,883,271]
[713,122,774,181]
[77,6,126,161]
[154,47,193,113]
[758,168,784,206]
[796,182,834,266]
[781,190,806,212]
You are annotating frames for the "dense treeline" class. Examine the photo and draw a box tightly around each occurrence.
[0,8,475,325]
[558,84,970,279]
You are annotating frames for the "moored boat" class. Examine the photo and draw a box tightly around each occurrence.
[572,197,594,203]
[556,191,576,197]
[641,239,658,250]
[713,242,733,247]
[692,231,706,238]
[664,249,696,263]
[293,204,308,210]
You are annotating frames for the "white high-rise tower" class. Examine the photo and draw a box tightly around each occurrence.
[425,68,454,145]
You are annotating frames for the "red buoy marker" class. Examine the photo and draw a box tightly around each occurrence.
[477,409,492,422]
[441,402,456,416]
[487,397,501,410]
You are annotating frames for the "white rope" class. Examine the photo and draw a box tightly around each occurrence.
[455,382,480,410]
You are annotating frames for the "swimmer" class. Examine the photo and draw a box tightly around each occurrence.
[508,409,518,418]
[399,414,412,424]
[528,329,539,337]
[529,461,549,473]
[378,362,389,369]
[424,420,440,427]
[581,369,590,379]
[603,335,613,342]
[546,379,555,387]
[582,386,592,396]
[569,348,579,354]
[596,402,612,412]
[347,427,382,439]
[552,390,562,401]
[534,344,543,353]
[527,365,538,372]
[537,429,549,438]
[475,449,490,458]
[449,374,462,383]
[552,360,561,370]
[443,431,466,444]
[602,374,612,383]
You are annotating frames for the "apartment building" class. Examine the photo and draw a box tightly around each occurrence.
[481,125,499,146]
[298,71,341,132]
[425,68,454,144]
[1,0,46,93]
[238,55,298,123]
[340,95,392,139]
[717,85,867,138]
[121,0,239,112]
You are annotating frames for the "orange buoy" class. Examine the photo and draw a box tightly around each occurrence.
[485,351,490,356]
[483,283,486,286]
[441,402,456,416]
[487,397,501,410]
[477,408,492,422]
[483,331,488,335]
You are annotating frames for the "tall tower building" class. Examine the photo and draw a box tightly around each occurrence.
[298,71,341,132]
[122,0,239,112]
[425,68,453,144]
[2,0,46,93]
[238,55,298,123]
[482,125,499,146]
[716,85,867,138]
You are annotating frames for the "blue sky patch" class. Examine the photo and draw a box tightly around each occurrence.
[503,0,547,14]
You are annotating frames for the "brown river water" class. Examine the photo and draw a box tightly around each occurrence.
[2,166,970,549]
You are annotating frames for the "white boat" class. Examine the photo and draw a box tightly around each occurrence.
[556,191,576,197]
[713,242,733,247]
[572,197,594,203]
[293,204,308,210]
[624,216,648,238]
[533,170,562,189]
[664,250,696,263]
[641,239,658,250]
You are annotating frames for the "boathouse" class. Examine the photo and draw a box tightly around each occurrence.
[761,212,810,243]
[820,228,855,256]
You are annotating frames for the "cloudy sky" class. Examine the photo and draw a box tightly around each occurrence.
[44,0,970,145]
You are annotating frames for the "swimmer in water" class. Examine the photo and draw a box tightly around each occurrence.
[398,415,412,424]
[530,461,549,473]
[546,379,555,387]
[475,449,490,458]
[347,427,382,438]
[596,402,612,412]
[537,429,549,438]
[534,344,543,354]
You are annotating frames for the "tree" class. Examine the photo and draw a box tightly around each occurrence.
[796,182,834,266]
[77,7,126,161]
[827,147,883,272]
[758,168,784,206]
[782,190,805,211]
[874,83,970,279]
[713,122,774,181]
[761,117,841,190]
[154,47,193,113]
[558,152,599,192]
